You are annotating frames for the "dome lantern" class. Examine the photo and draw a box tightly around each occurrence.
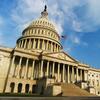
[41,5,48,19]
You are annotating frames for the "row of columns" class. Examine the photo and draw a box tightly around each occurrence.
[24,29,58,41]
[9,56,35,80]
[39,60,86,83]
[9,56,86,83]
[17,38,60,52]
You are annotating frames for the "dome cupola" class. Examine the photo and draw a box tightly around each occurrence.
[16,5,62,52]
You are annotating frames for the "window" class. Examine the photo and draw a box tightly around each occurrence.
[92,74,94,77]
[97,80,99,86]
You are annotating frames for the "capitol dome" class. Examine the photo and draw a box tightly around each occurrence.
[29,17,56,31]
[16,5,62,52]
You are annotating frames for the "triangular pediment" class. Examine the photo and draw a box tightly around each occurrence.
[44,51,78,62]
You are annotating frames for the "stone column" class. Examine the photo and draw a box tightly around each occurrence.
[50,42,52,51]
[14,83,18,93]
[83,70,86,81]
[38,39,40,49]
[21,40,24,48]
[67,65,70,83]
[46,41,48,51]
[28,39,31,49]
[33,39,35,49]
[24,58,29,79]
[80,69,82,81]
[46,61,49,77]
[9,56,16,77]
[52,62,55,77]
[57,45,58,52]
[31,60,35,80]
[40,60,43,77]
[54,44,56,52]
[63,64,65,82]
[29,84,32,93]
[72,66,74,83]
[57,63,60,82]
[76,67,78,82]
[17,57,22,78]
[22,84,25,93]
[19,41,21,47]
[42,39,45,50]
[84,70,86,81]
[51,42,53,52]
[24,39,27,49]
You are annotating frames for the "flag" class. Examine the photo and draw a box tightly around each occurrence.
[61,35,67,39]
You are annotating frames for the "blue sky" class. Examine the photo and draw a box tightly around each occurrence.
[0,0,100,69]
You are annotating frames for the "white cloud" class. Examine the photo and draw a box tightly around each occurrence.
[11,0,83,35]
[70,35,80,45]
[10,0,100,36]
[11,0,44,32]
[72,20,82,32]
[87,0,100,24]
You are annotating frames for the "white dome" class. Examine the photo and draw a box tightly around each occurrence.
[28,17,56,31]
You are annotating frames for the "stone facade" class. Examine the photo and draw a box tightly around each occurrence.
[0,6,100,96]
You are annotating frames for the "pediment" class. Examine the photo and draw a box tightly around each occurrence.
[45,51,78,62]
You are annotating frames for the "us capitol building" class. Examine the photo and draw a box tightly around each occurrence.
[0,6,100,96]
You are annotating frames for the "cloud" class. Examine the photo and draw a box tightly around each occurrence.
[10,0,100,48]
[11,0,64,34]
[72,20,82,32]
[87,0,100,24]
[11,0,44,32]
[9,0,100,33]
[11,0,84,35]
[70,35,80,45]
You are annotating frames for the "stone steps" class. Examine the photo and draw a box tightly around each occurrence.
[61,83,95,96]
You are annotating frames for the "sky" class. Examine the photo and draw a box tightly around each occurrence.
[0,0,100,69]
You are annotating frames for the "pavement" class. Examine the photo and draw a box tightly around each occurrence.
[0,97,100,100]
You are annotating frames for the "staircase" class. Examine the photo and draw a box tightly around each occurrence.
[61,83,95,96]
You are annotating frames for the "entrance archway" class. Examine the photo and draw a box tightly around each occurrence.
[32,85,37,93]
[10,82,15,93]
[18,83,22,93]
[25,84,29,93]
